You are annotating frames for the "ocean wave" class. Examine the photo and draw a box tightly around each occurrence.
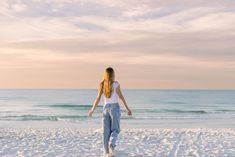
[1,113,235,122]
[162,109,207,114]
[40,104,102,110]
[215,109,235,112]
[166,101,186,104]
[132,109,207,114]
[37,104,235,115]
[133,109,235,114]
[0,115,88,121]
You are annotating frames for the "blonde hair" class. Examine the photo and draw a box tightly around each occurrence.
[101,67,115,98]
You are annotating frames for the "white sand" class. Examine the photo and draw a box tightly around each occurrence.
[0,128,235,157]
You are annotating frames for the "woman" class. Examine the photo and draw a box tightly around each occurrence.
[88,67,132,157]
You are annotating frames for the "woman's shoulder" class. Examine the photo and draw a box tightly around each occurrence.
[114,81,120,87]
[99,81,104,88]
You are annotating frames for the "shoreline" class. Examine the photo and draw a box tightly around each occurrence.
[1,118,235,129]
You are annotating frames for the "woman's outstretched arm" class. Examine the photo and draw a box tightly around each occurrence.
[88,83,103,117]
[116,83,132,116]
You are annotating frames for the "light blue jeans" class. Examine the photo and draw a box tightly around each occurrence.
[102,103,121,154]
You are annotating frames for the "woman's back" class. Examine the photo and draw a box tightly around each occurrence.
[103,81,120,105]
[88,67,132,156]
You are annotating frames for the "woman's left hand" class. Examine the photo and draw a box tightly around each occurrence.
[88,109,94,117]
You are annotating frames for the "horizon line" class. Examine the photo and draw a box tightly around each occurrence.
[0,88,234,90]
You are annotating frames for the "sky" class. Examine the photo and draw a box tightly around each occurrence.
[0,0,235,89]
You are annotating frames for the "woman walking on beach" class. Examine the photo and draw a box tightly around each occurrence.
[88,67,132,157]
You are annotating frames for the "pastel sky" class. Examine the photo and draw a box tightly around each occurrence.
[0,0,235,89]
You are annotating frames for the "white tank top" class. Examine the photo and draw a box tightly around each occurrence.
[102,81,120,105]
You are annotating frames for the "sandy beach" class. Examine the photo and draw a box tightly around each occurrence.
[0,127,235,157]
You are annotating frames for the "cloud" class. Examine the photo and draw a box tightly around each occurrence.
[0,0,235,88]
[2,29,235,62]
[0,0,234,41]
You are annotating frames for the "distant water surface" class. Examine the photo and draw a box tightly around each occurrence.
[0,89,235,128]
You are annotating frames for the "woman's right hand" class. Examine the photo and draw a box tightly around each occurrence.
[126,109,132,116]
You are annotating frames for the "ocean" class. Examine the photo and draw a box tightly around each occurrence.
[0,89,235,128]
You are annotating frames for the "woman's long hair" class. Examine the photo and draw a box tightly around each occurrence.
[101,67,115,98]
